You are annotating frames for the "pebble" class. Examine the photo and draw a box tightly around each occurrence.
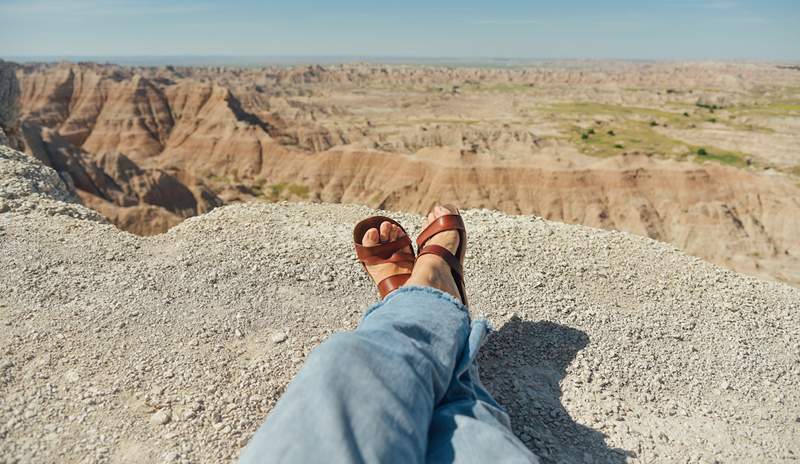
[270,332,288,344]
[150,410,171,425]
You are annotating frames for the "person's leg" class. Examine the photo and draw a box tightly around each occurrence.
[239,286,472,464]
[426,322,539,464]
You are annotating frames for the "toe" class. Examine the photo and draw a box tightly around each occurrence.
[426,210,436,225]
[389,224,399,242]
[434,205,453,217]
[364,228,379,246]
[379,221,392,243]
[391,224,413,255]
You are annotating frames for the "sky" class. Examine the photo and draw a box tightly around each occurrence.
[0,0,799,61]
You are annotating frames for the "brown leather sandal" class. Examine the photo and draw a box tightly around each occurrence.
[415,205,468,305]
[353,216,416,299]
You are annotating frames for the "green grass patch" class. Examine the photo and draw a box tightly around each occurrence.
[546,101,775,133]
[567,120,749,167]
[731,100,800,116]
[287,184,310,198]
[696,150,748,167]
[251,182,310,201]
[567,121,686,158]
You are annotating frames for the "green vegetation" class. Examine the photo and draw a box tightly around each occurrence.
[568,121,682,159]
[731,100,800,116]
[545,101,760,168]
[696,150,749,167]
[567,121,749,168]
[250,182,310,201]
[287,184,310,198]
[696,102,722,111]
[544,101,773,132]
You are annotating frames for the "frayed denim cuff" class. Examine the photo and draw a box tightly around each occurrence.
[362,285,471,322]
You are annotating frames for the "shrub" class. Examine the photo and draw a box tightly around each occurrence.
[607,130,616,136]
[697,148,708,156]
[581,132,589,140]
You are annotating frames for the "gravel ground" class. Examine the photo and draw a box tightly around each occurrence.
[1,145,799,463]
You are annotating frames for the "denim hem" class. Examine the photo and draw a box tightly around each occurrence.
[362,285,470,321]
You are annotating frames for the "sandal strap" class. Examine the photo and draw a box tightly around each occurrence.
[355,235,413,264]
[353,215,416,299]
[417,244,463,278]
[377,273,412,298]
[416,214,465,249]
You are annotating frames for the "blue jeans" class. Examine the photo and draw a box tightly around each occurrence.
[240,286,538,463]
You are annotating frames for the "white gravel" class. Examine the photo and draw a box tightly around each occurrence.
[1,145,799,463]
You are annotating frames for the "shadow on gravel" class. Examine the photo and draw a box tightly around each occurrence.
[478,317,629,464]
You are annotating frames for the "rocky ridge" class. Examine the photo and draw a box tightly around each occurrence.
[10,61,800,286]
[1,145,799,463]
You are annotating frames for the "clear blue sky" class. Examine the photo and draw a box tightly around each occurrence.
[1,0,798,60]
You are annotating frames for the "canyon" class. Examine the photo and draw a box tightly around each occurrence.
[6,60,800,285]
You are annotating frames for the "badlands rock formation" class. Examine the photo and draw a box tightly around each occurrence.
[1,145,799,463]
[0,60,22,150]
[11,61,800,285]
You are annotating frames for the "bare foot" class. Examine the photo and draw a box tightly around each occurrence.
[362,221,414,288]
[404,206,462,301]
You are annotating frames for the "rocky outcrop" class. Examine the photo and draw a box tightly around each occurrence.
[0,145,104,221]
[0,60,22,149]
[18,64,279,174]
[21,121,222,234]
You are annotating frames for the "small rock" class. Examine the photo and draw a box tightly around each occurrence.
[150,409,171,425]
[270,332,288,344]
[235,329,243,338]
[63,370,79,382]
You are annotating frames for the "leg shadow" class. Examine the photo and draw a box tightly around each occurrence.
[478,317,629,464]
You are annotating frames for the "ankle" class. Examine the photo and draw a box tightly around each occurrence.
[405,256,461,302]
[415,254,450,273]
